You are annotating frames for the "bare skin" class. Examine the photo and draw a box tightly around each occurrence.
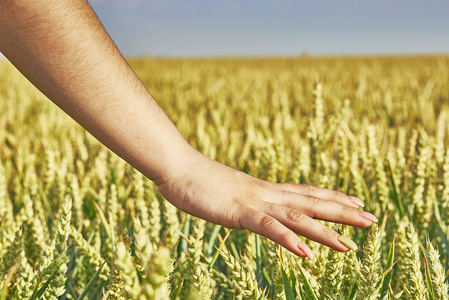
[0,0,377,258]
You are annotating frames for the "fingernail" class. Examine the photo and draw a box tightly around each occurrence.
[338,235,358,251]
[358,211,378,223]
[298,243,314,259]
[348,196,364,208]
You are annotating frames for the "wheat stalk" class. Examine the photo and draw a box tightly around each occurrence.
[404,223,427,299]
[358,224,382,300]
[425,237,449,300]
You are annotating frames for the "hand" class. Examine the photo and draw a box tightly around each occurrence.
[157,151,377,258]
[0,1,376,259]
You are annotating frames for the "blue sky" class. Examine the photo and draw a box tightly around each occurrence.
[89,0,449,57]
[0,0,447,60]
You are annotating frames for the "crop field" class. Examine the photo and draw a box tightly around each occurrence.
[1,55,449,299]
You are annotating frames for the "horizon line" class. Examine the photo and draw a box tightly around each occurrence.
[2,51,449,62]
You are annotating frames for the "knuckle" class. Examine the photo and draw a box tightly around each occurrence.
[260,215,276,228]
[289,209,305,222]
[338,205,355,219]
[321,226,337,239]
[342,205,354,212]
[309,196,321,205]
[341,204,355,213]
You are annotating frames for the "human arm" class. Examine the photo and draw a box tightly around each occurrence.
[0,0,377,258]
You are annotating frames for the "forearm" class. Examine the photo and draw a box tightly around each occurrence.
[0,0,377,257]
[0,0,195,184]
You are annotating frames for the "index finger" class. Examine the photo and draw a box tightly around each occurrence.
[261,181,364,208]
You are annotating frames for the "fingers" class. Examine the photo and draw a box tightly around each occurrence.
[259,187,375,228]
[238,203,352,256]
[238,207,314,258]
[234,173,377,257]
[238,192,377,255]
[260,202,356,252]
[261,180,363,209]
[286,192,374,227]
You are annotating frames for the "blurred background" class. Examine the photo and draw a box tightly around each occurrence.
[0,0,448,59]
[89,0,449,57]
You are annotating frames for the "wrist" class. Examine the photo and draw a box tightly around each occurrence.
[149,141,203,189]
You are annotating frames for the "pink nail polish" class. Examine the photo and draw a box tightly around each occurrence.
[358,211,378,223]
[348,196,364,208]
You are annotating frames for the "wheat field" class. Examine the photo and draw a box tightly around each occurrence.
[1,55,449,299]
